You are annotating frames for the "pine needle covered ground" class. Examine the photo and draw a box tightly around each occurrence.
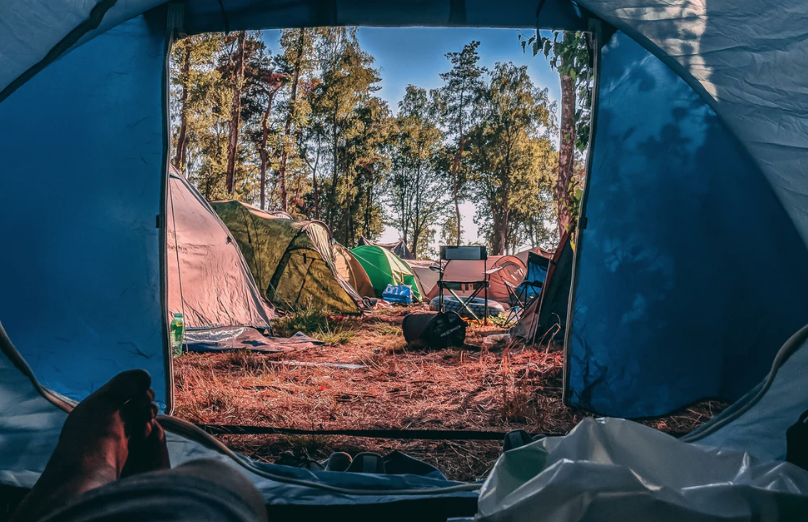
[173,307,727,481]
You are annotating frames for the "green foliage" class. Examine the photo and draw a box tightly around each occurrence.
[437,41,487,245]
[313,323,356,346]
[519,30,592,152]
[171,31,568,257]
[272,308,355,345]
[386,85,449,258]
[467,62,558,254]
[307,28,391,245]
[440,213,464,247]
[488,313,516,328]
[565,176,584,228]
[373,324,403,337]
[519,30,592,235]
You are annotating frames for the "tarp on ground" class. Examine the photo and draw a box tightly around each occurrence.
[351,245,422,301]
[167,171,275,329]
[183,327,322,353]
[213,201,364,315]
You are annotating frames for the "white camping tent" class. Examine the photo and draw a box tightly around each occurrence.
[167,170,275,330]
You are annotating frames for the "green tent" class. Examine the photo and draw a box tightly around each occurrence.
[351,245,422,301]
[212,201,364,315]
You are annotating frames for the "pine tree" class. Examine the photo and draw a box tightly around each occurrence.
[388,86,448,258]
[438,41,486,245]
[468,62,557,254]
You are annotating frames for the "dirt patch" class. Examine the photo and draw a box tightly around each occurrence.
[173,307,727,481]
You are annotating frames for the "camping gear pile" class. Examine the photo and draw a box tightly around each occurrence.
[4,0,808,520]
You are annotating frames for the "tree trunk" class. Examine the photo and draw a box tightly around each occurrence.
[225,31,246,195]
[259,92,275,210]
[312,152,320,219]
[450,135,465,246]
[278,30,305,211]
[364,174,373,239]
[497,175,510,256]
[173,44,191,172]
[328,118,338,226]
[556,72,576,236]
[345,193,352,245]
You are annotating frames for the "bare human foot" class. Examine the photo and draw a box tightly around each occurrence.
[11,370,169,522]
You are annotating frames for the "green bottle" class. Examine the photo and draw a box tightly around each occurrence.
[170,313,185,357]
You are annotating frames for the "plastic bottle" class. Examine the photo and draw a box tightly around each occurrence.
[170,313,185,357]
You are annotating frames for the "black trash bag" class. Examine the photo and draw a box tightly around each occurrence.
[402,311,466,349]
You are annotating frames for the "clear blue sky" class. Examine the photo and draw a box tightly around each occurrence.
[263,28,560,250]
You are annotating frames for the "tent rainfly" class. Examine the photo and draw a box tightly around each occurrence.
[212,201,366,315]
[5,0,808,517]
[408,260,440,298]
[333,243,376,299]
[351,245,423,301]
[357,236,415,260]
[167,171,275,330]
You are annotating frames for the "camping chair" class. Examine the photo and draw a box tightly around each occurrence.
[506,251,549,323]
[437,246,490,323]
[505,279,544,322]
[503,281,529,324]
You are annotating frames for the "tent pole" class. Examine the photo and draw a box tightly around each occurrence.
[562,18,602,408]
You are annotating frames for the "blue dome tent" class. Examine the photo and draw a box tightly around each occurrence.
[3,0,808,516]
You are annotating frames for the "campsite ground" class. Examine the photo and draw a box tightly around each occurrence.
[173,306,727,482]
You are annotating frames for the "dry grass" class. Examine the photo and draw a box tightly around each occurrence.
[173,307,727,481]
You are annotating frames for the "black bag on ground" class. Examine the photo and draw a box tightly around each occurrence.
[402,311,466,349]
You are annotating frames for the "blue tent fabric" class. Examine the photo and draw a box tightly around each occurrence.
[0,13,170,406]
[3,0,808,508]
[576,0,808,253]
[0,0,587,100]
[683,328,808,463]
[565,31,808,417]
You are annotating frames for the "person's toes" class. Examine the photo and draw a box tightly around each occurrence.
[122,421,171,477]
[95,369,152,406]
[121,391,158,439]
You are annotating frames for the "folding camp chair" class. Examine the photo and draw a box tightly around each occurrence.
[505,251,549,323]
[437,246,490,323]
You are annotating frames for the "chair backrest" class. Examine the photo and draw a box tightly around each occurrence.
[440,245,487,261]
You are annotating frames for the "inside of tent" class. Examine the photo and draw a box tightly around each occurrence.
[3,0,808,519]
